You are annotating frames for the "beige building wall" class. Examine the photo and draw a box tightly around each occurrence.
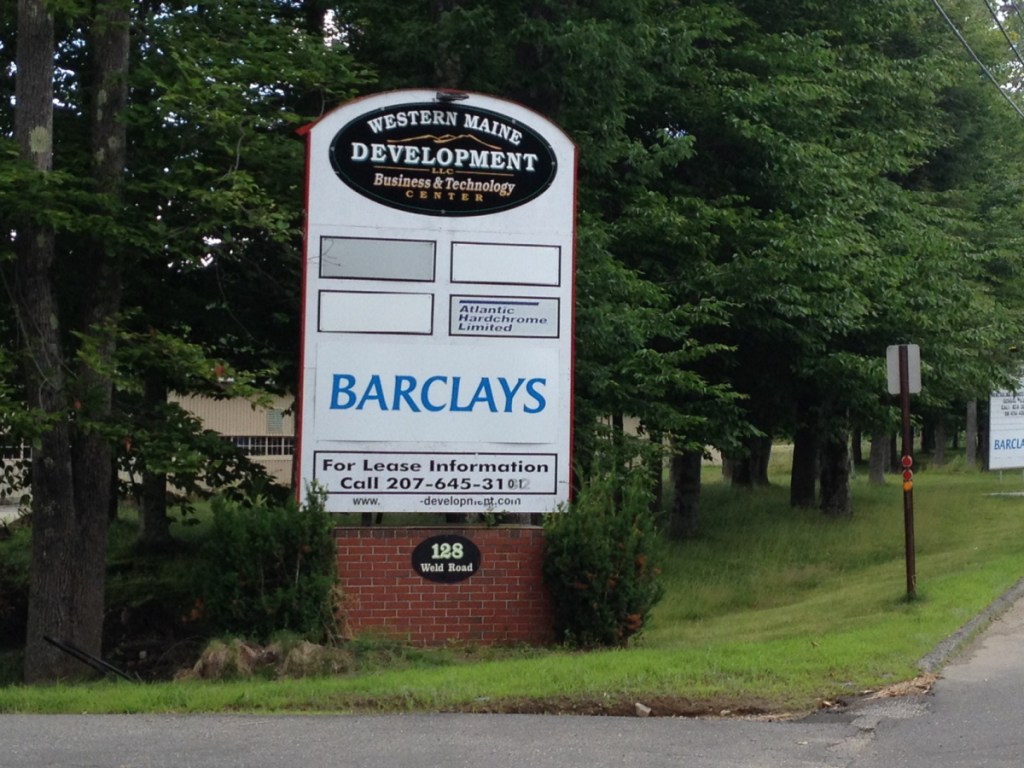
[172,393,296,486]
[2,395,298,502]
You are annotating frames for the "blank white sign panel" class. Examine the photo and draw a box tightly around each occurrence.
[451,243,560,286]
[319,291,433,334]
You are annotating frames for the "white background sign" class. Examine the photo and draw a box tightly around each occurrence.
[296,90,576,514]
[886,344,921,395]
[989,383,1024,470]
[312,340,559,443]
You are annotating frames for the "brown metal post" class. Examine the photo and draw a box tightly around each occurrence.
[899,345,917,599]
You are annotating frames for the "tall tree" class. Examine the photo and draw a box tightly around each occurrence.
[11,0,130,682]
[13,0,77,682]
[3,0,364,679]
[116,0,363,547]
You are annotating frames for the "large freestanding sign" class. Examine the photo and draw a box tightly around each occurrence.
[989,382,1024,470]
[296,90,576,514]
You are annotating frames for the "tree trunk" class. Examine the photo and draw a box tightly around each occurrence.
[932,420,947,468]
[16,0,88,682]
[965,400,978,468]
[868,430,888,485]
[137,376,173,550]
[730,435,771,487]
[753,435,771,485]
[137,469,171,548]
[668,450,702,539]
[789,411,818,508]
[611,412,625,509]
[16,0,130,682]
[819,423,852,517]
[432,0,464,87]
[921,420,935,456]
[648,432,664,519]
[66,0,130,649]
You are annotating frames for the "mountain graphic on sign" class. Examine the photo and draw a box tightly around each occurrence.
[387,133,502,151]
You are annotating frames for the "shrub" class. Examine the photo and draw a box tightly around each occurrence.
[0,519,29,652]
[543,472,664,647]
[197,488,340,643]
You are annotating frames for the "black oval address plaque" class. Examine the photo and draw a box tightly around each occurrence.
[329,101,557,216]
[412,534,481,583]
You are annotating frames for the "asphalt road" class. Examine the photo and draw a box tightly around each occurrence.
[1,586,1023,768]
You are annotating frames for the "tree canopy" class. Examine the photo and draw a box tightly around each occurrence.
[340,0,1024,503]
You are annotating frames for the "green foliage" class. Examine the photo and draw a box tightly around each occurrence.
[336,0,1024,489]
[77,320,285,509]
[0,2,371,574]
[543,472,664,648]
[196,488,339,644]
[0,519,29,650]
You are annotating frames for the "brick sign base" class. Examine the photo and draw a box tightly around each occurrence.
[334,526,555,646]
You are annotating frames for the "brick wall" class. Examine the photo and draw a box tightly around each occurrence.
[335,526,555,645]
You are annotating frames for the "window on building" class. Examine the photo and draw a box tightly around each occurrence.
[229,436,294,457]
[267,409,284,435]
[0,442,26,460]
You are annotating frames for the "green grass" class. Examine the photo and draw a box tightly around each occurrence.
[2,460,1024,715]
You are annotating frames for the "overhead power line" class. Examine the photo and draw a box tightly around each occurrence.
[980,0,1024,72]
[927,0,1024,119]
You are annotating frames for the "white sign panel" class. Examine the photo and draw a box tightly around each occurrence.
[886,344,921,395]
[296,90,576,514]
[312,340,559,443]
[989,385,1024,470]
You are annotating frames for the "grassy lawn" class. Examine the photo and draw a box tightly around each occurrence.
[2,455,1024,715]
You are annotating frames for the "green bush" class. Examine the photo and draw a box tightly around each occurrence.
[197,489,340,643]
[0,519,30,654]
[543,472,664,647]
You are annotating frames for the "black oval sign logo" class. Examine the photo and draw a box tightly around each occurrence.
[411,534,482,583]
[329,101,557,216]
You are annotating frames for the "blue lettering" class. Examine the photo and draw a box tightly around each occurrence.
[498,377,525,413]
[326,374,550,414]
[468,378,498,412]
[393,375,420,411]
[422,376,447,411]
[330,374,357,409]
[524,378,547,413]
[450,376,472,412]
[356,374,388,410]
[995,437,1024,450]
